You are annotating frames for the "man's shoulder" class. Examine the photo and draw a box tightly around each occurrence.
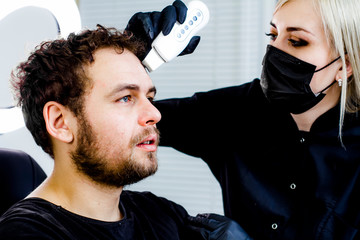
[0,198,60,239]
[1,198,52,219]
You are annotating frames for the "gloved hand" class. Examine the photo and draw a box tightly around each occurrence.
[188,213,253,240]
[126,0,201,60]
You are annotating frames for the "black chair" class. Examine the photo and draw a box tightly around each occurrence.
[0,148,47,215]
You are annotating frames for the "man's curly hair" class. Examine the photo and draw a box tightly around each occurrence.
[11,24,145,158]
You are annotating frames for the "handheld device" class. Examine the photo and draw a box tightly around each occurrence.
[142,0,210,72]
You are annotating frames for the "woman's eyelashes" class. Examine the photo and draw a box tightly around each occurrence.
[265,33,308,47]
[265,32,277,41]
[288,38,308,47]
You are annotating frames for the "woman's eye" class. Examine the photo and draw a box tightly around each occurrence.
[288,38,308,47]
[118,95,132,103]
[265,32,277,41]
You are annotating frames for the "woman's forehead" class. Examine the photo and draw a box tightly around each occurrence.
[272,0,323,33]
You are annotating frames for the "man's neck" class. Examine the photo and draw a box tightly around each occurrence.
[28,158,123,222]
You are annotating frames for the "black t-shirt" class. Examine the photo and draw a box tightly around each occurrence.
[0,190,197,240]
[155,79,360,240]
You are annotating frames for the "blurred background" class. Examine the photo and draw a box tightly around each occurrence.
[0,0,276,216]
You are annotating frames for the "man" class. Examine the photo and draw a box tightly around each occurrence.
[0,25,249,239]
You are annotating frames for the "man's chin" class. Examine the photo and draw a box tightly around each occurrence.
[122,163,158,187]
[142,156,158,176]
[133,149,158,164]
[130,150,158,171]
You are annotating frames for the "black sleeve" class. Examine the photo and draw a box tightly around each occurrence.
[155,79,266,159]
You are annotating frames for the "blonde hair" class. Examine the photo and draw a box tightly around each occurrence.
[275,0,360,142]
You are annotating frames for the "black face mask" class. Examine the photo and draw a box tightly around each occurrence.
[260,45,340,114]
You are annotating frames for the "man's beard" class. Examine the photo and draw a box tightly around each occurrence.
[70,115,159,188]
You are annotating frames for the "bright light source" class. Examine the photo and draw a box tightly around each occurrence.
[0,107,26,134]
[0,0,81,38]
[0,0,81,134]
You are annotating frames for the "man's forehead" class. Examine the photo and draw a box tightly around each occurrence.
[85,47,152,92]
[88,47,144,74]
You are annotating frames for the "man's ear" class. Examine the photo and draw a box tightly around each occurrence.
[43,101,74,143]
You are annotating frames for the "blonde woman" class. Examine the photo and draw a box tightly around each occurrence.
[127,0,360,239]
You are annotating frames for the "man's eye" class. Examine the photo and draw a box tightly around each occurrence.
[147,97,155,103]
[118,95,132,103]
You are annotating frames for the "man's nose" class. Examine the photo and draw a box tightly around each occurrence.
[138,98,162,126]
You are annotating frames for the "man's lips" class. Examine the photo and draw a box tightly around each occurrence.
[136,134,159,152]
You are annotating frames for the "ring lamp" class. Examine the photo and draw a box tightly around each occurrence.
[0,0,81,38]
[0,0,81,135]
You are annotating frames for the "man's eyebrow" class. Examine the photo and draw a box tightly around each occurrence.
[107,84,139,98]
[106,84,157,98]
[270,21,314,36]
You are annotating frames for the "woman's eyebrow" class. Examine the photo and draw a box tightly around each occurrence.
[270,21,314,36]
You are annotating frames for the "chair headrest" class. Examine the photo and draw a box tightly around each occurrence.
[0,148,47,215]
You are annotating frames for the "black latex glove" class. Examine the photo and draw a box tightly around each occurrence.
[126,0,201,60]
[188,213,253,240]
